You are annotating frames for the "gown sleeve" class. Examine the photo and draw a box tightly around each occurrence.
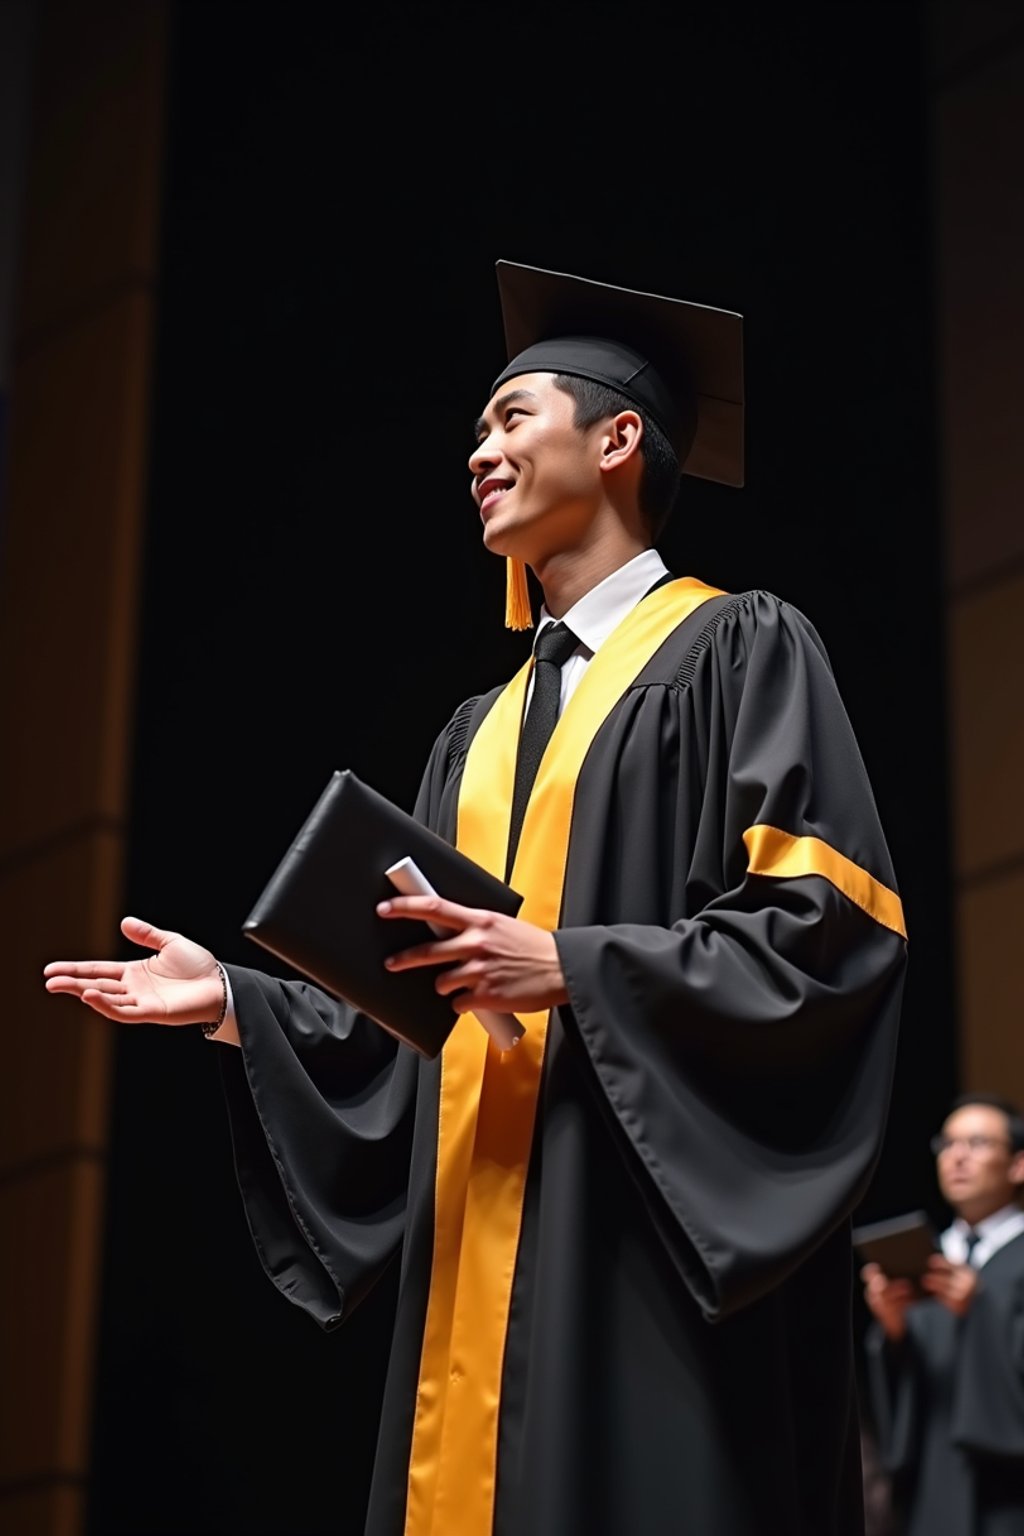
[214,709,468,1329]
[554,589,909,1319]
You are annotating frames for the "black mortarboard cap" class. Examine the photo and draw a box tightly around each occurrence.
[491,260,744,488]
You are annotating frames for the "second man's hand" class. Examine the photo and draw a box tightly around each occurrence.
[377,895,570,1017]
[919,1253,979,1317]
[861,1261,918,1342]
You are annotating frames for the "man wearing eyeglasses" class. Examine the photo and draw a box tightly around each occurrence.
[862,1093,1024,1535]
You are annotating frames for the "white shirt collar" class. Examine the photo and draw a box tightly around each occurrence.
[943,1204,1024,1266]
[535,548,670,658]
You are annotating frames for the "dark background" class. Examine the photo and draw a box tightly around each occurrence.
[87,4,954,1532]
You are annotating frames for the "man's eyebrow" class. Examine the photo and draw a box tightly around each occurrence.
[473,388,538,441]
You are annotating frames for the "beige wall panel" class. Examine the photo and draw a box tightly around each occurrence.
[0,1485,84,1536]
[0,1159,106,1482]
[0,292,152,860]
[948,570,1024,877]
[15,0,166,341]
[933,44,1024,589]
[0,830,123,1174]
[958,869,1024,1100]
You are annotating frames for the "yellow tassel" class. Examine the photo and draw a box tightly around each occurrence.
[505,557,534,630]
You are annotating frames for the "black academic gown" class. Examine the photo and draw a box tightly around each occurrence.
[867,1231,1024,1536]
[218,587,907,1536]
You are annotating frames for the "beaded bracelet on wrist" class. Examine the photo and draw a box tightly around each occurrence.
[201,962,228,1038]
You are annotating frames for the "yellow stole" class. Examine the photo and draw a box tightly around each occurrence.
[403,577,724,1535]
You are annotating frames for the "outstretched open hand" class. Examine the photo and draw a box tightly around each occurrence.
[43,915,224,1027]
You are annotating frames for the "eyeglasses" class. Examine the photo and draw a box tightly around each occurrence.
[930,1133,1012,1156]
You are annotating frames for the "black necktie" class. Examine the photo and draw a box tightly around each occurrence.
[506,621,579,878]
[964,1227,981,1267]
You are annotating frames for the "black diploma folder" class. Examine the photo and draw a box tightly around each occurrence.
[242,769,523,1059]
[851,1209,940,1282]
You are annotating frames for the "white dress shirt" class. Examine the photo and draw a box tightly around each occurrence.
[941,1203,1024,1267]
[530,546,669,711]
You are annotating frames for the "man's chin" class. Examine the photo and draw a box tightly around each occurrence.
[481,519,520,558]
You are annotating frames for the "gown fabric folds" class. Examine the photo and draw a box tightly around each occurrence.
[217,587,908,1536]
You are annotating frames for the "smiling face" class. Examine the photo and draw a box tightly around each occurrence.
[468,373,611,567]
[935,1103,1024,1225]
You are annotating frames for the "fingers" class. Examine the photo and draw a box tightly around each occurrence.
[44,979,145,1023]
[79,988,149,1024]
[45,976,128,998]
[860,1263,914,1305]
[377,896,478,931]
[44,961,125,981]
[121,915,176,950]
[434,962,477,997]
[919,1267,975,1315]
[384,938,458,973]
[450,989,487,1015]
[921,1262,973,1288]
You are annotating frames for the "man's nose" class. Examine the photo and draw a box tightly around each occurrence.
[469,434,499,477]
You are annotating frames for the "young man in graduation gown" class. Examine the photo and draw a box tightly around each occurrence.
[862,1094,1024,1535]
[44,260,908,1536]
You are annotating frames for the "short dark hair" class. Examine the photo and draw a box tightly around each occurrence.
[946,1092,1024,1154]
[553,374,682,541]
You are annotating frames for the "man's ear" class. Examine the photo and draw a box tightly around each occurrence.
[599,410,644,473]
[1010,1149,1024,1189]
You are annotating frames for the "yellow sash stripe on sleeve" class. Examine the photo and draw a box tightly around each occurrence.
[403,577,724,1536]
[742,824,907,939]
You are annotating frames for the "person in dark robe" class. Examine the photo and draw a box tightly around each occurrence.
[862,1093,1024,1536]
[44,260,908,1536]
